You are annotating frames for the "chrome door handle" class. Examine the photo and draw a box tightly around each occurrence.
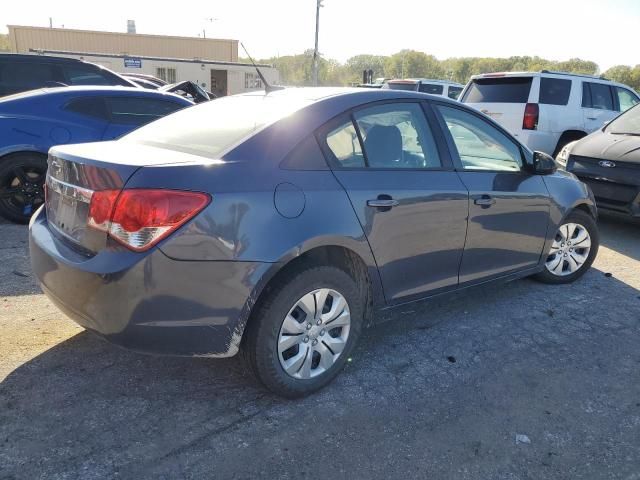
[367,199,399,208]
[474,196,496,206]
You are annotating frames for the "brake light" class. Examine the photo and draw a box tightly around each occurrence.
[523,103,539,130]
[88,189,210,251]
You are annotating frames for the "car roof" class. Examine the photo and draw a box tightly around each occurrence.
[0,86,192,104]
[0,53,88,64]
[387,78,463,86]
[237,86,460,103]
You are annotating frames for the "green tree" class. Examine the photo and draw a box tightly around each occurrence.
[384,50,445,79]
[0,34,10,52]
[344,54,388,83]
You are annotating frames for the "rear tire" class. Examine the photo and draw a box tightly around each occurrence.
[533,210,599,284]
[0,153,47,224]
[243,265,363,398]
[553,132,586,158]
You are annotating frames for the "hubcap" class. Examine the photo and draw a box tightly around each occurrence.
[545,222,591,276]
[277,288,351,379]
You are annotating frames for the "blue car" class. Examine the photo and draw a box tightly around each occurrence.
[0,86,192,223]
[30,88,599,397]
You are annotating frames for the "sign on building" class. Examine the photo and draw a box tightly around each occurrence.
[124,57,142,68]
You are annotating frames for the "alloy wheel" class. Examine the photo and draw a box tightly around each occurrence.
[0,165,46,217]
[545,222,592,276]
[277,288,351,379]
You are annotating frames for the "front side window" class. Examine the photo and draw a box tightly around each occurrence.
[108,97,184,126]
[615,87,640,112]
[354,103,441,169]
[438,105,522,172]
[539,78,571,105]
[419,83,444,95]
[582,82,614,110]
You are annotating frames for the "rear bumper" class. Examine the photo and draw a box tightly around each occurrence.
[29,208,273,357]
[512,130,559,156]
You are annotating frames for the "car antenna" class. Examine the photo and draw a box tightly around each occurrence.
[240,42,284,94]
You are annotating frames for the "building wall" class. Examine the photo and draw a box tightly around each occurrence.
[49,52,279,96]
[8,25,238,62]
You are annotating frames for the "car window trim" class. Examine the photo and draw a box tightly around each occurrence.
[430,100,528,174]
[315,99,455,172]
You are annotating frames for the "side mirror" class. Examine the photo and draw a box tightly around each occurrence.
[533,151,557,175]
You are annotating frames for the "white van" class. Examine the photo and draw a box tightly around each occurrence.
[383,78,464,100]
[459,71,640,156]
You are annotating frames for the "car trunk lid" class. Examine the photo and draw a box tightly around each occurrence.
[45,141,207,254]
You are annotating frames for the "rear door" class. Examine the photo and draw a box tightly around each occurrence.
[434,103,550,284]
[318,101,469,302]
[102,96,186,139]
[582,82,618,132]
[460,76,534,134]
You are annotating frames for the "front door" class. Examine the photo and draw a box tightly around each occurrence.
[434,103,550,285]
[582,81,618,133]
[318,101,469,303]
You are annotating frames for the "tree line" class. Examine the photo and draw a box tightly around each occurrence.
[253,49,640,91]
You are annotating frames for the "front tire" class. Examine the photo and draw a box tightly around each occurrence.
[243,265,363,398]
[533,210,599,284]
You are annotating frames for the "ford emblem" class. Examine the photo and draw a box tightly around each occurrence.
[598,160,616,168]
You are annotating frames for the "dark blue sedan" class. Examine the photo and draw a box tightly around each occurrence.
[30,88,599,397]
[0,86,192,222]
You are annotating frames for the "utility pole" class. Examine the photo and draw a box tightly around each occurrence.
[312,0,323,86]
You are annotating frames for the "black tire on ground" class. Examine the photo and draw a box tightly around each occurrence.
[242,265,364,398]
[552,132,586,158]
[533,209,599,284]
[0,152,47,224]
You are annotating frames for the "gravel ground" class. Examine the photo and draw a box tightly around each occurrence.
[0,216,639,480]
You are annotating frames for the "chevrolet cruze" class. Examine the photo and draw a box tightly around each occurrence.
[30,88,599,397]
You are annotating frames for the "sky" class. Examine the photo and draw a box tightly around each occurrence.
[3,0,640,71]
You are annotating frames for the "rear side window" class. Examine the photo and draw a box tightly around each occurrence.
[107,97,184,126]
[325,119,365,168]
[448,86,463,100]
[615,87,639,112]
[64,97,109,120]
[539,78,571,105]
[582,82,614,110]
[461,77,533,103]
[0,63,57,90]
[419,83,444,95]
[64,65,111,86]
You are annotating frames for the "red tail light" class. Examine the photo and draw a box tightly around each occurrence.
[88,189,210,251]
[523,103,539,130]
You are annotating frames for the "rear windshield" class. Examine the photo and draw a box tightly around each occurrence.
[385,82,418,91]
[605,103,640,135]
[121,93,313,158]
[461,77,533,103]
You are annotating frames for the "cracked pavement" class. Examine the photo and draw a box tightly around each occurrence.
[1,216,639,479]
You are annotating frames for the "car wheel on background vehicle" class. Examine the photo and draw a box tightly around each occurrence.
[243,265,363,398]
[0,153,47,224]
[533,210,599,284]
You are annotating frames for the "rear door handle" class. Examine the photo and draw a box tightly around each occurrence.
[367,199,399,208]
[474,195,496,206]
